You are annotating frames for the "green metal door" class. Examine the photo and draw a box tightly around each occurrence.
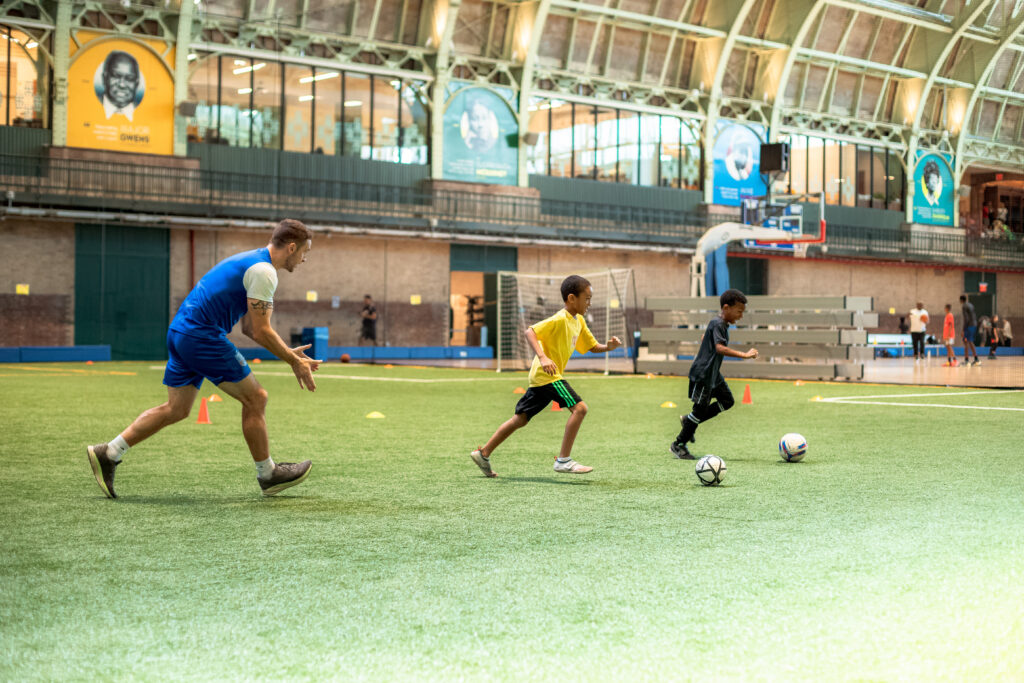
[75,224,170,360]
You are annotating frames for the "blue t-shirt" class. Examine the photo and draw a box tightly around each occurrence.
[170,248,277,339]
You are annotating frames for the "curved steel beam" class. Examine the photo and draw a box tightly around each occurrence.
[766,0,827,140]
[954,11,1024,173]
[429,0,463,180]
[517,0,553,187]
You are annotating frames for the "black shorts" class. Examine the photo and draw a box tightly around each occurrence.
[360,325,376,341]
[688,378,732,407]
[515,380,582,421]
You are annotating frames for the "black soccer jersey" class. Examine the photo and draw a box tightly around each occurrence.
[688,315,729,386]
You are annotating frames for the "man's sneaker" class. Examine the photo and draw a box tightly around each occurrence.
[670,441,695,460]
[470,447,497,478]
[258,460,312,496]
[86,444,120,499]
[553,459,593,474]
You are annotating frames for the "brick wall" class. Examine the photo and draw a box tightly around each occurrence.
[0,294,72,346]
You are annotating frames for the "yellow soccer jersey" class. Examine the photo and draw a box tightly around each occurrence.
[528,309,599,387]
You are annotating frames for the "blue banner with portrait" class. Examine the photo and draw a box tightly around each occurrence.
[912,153,954,226]
[443,87,518,185]
[712,122,766,206]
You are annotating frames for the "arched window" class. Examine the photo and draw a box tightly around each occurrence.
[0,26,48,127]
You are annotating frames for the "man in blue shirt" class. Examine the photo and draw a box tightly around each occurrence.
[86,219,321,498]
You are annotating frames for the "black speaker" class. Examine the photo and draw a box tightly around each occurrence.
[760,142,789,173]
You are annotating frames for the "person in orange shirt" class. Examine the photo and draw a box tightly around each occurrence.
[942,304,957,367]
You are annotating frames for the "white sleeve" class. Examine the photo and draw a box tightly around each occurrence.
[243,262,278,302]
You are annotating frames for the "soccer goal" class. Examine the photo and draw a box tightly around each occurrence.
[496,268,636,374]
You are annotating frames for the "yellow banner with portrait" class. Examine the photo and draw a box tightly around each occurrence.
[67,39,174,155]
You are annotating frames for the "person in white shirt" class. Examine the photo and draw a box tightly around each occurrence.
[908,302,929,360]
[1003,318,1013,347]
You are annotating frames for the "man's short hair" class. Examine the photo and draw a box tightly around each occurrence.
[271,219,311,248]
[560,275,591,302]
[959,294,967,302]
[720,289,748,307]
[364,294,372,299]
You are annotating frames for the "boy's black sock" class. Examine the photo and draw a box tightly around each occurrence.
[676,414,698,444]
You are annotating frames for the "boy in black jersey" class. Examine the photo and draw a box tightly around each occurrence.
[671,289,759,460]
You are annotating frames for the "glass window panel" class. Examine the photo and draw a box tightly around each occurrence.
[573,103,596,179]
[840,141,856,206]
[342,73,370,158]
[282,64,310,152]
[806,136,823,195]
[638,114,660,186]
[187,53,218,143]
[681,120,700,190]
[856,146,872,207]
[2,28,47,127]
[372,77,400,162]
[220,57,254,147]
[313,68,341,155]
[824,138,839,204]
[400,81,428,164]
[887,151,904,211]
[618,109,639,185]
[595,107,617,181]
[789,135,807,195]
[660,116,681,188]
[872,147,887,209]
[526,97,549,175]
[549,99,572,178]
[251,61,281,149]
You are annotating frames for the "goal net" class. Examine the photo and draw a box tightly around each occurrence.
[496,268,636,374]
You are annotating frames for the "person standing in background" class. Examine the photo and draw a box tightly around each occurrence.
[1002,317,1013,347]
[908,302,929,361]
[359,295,378,346]
[960,295,979,366]
[941,304,957,367]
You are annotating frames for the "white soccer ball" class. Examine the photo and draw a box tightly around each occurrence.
[695,455,726,486]
[779,433,807,462]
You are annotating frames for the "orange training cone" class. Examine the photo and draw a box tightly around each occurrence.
[741,384,752,405]
[252,357,262,364]
[86,360,94,365]
[513,387,526,394]
[551,402,562,411]
[196,397,212,424]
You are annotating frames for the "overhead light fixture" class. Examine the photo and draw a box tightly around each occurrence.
[298,95,314,102]
[233,62,266,74]
[344,100,362,107]
[187,53,198,61]
[26,41,38,49]
[234,59,247,66]
[238,87,252,94]
[299,71,340,84]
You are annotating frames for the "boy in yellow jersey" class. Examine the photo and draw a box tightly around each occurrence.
[470,275,622,477]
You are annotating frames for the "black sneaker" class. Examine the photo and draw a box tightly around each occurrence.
[670,441,695,460]
[258,460,313,496]
[86,443,120,499]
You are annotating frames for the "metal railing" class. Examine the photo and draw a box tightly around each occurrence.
[1,152,1022,267]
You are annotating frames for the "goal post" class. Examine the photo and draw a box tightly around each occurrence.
[496,268,636,374]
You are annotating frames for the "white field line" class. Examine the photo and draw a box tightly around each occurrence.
[146,366,637,383]
[819,389,1024,412]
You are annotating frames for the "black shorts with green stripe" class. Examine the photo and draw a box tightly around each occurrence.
[515,380,582,421]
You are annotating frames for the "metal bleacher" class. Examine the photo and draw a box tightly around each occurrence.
[638,296,878,381]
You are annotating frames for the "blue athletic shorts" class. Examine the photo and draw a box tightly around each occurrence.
[163,329,251,389]
[964,325,977,343]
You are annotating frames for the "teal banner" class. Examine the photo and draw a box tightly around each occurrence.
[913,153,954,226]
[443,88,518,185]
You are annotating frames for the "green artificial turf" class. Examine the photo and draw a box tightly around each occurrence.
[2,362,1023,681]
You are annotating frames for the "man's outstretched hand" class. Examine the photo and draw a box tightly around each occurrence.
[290,343,322,391]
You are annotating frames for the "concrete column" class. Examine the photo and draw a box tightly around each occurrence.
[51,0,73,147]
[173,0,195,157]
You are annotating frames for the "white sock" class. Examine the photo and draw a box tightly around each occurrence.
[556,457,571,463]
[108,435,130,462]
[255,457,276,480]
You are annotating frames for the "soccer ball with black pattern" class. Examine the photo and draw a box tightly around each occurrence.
[695,455,726,486]
[779,433,807,462]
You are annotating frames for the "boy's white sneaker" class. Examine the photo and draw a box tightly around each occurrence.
[553,459,593,474]
[470,447,497,478]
